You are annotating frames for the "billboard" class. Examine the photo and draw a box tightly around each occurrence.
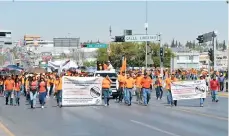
[53,38,80,47]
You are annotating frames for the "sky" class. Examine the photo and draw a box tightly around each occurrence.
[0,1,228,45]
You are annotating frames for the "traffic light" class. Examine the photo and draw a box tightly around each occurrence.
[208,48,214,62]
[114,36,125,42]
[160,47,164,57]
[196,35,204,43]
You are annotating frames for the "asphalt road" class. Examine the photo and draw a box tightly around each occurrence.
[0,93,228,136]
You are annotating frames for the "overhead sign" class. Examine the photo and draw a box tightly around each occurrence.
[53,38,80,47]
[125,35,159,42]
[62,76,103,106]
[171,80,207,100]
[86,43,108,48]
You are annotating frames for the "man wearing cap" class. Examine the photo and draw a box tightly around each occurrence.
[141,73,153,106]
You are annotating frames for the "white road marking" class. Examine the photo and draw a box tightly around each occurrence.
[130,120,182,136]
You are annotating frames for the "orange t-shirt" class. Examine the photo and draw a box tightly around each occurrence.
[39,81,46,93]
[54,79,62,91]
[118,75,126,88]
[4,79,15,91]
[14,82,20,91]
[141,77,152,89]
[125,78,134,88]
[102,78,111,89]
[135,76,143,88]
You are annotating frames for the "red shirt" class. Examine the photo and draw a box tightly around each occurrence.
[210,80,219,91]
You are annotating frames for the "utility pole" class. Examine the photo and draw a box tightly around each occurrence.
[145,0,148,69]
[107,26,112,57]
[159,34,163,76]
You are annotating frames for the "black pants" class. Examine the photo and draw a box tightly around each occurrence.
[220,82,224,91]
[118,87,124,102]
[173,100,177,106]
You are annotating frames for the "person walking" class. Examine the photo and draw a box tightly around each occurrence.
[124,73,135,106]
[102,75,112,106]
[4,76,15,105]
[135,72,143,104]
[54,76,63,108]
[14,78,21,106]
[117,72,125,102]
[155,75,163,100]
[199,75,206,107]
[141,73,152,106]
[29,76,38,109]
[218,73,225,92]
[38,78,47,109]
[210,76,220,102]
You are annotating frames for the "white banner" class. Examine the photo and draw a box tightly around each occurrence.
[62,76,103,106]
[171,80,207,100]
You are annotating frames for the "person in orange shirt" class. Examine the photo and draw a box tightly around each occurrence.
[38,78,47,109]
[117,71,126,102]
[54,76,63,108]
[102,75,112,106]
[0,77,4,96]
[135,72,143,104]
[141,73,152,106]
[124,73,135,106]
[46,76,51,98]
[4,76,15,105]
[14,78,21,106]
[30,76,38,109]
[170,74,178,106]
[155,75,163,100]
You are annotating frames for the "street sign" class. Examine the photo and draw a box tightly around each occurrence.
[125,35,159,42]
[86,43,108,48]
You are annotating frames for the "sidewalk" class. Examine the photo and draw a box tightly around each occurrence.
[218,92,228,97]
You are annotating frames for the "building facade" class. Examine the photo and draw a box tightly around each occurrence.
[170,47,200,70]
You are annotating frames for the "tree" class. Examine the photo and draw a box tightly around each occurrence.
[216,39,219,50]
[175,40,178,47]
[96,42,175,68]
[222,40,226,51]
[171,39,176,48]
[83,61,96,67]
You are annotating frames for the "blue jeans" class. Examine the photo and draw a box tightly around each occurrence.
[103,88,109,105]
[125,88,132,105]
[142,88,151,105]
[14,91,20,105]
[211,91,218,101]
[200,98,205,105]
[39,92,46,106]
[30,91,37,107]
[20,85,24,95]
[56,90,62,105]
[156,86,163,99]
[5,90,13,104]
[167,91,173,105]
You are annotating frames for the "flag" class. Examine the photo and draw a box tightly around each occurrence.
[62,59,70,67]
[120,57,126,73]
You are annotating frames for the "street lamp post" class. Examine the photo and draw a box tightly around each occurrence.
[145,1,148,69]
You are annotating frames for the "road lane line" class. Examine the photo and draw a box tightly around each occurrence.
[130,120,182,136]
[150,104,228,121]
[0,121,15,136]
[170,108,228,121]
